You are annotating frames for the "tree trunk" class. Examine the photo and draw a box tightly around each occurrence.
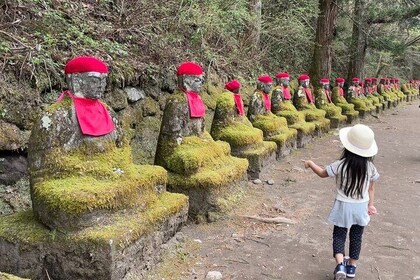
[309,0,338,88]
[347,0,367,81]
[249,0,262,50]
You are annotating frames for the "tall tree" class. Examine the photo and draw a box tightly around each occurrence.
[346,1,420,80]
[309,0,338,87]
[346,0,366,81]
[250,0,262,49]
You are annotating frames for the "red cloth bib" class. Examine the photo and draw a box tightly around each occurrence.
[56,91,115,136]
[262,93,271,111]
[282,86,291,100]
[339,88,344,97]
[233,93,245,116]
[324,89,332,103]
[304,88,314,103]
[373,85,377,92]
[186,91,206,118]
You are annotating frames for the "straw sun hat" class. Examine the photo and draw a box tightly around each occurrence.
[339,124,378,157]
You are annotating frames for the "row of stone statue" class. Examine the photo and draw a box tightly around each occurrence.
[0,57,418,279]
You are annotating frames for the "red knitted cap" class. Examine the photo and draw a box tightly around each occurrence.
[364,78,372,83]
[371,78,378,81]
[258,75,273,83]
[352,77,360,82]
[335,77,345,83]
[298,74,310,81]
[65,56,108,74]
[320,78,329,83]
[225,80,241,91]
[276,72,290,79]
[177,62,204,76]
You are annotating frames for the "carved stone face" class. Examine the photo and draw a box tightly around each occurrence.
[257,81,272,94]
[300,79,309,88]
[179,74,204,92]
[67,72,108,99]
[337,82,344,88]
[321,82,329,90]
[280,78,290,86]
[352,81,359,86]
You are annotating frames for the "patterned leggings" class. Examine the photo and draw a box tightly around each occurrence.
[333,225,365,260]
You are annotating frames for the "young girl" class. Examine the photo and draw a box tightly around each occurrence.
[302,124,379,280]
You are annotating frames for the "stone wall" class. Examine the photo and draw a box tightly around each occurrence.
[0,69,255,214]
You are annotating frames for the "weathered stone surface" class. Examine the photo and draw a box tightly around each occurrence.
[124,87,145,103]
[0,156,28,185]
[131,116,162,165]
[0,74,41,130]
[0,121,30,151]
[124,87,146,103]
[0,194,188,280]
[160,68,177,93]
[105,88,128,111]
[0,177,31,215]
[141,97,160,117]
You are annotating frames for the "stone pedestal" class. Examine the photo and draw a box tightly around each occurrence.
[296,130,313,148]
[0,193,188,280]
[233,144,277,179]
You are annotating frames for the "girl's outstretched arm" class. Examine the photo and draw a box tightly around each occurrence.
[368,181,377,215]
[302,160,328,178]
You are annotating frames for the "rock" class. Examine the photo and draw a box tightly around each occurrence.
[0,121,30,151]
[266,179,274,185]
[160,68,177,93]
[175,232,185,242]
[206,271,223,280]
[141,97,160,117]
[414,179,420,184]
[105,88,128,111]
[292,166,304,172]
[124,87,145,103]
[0,156,28,185]
[253,179,262,185]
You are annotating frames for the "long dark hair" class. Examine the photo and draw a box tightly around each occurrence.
[338,149,373,199]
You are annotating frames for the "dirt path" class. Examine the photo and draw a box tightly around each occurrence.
[145,101,420,280]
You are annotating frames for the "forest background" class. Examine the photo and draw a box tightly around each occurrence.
[0,0,419,213]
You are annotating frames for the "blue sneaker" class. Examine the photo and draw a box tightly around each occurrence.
[333,264,347,280]
[346,265,356,278]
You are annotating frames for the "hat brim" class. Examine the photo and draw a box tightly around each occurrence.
[339,127,378,157]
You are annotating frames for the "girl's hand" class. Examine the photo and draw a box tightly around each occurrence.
[302,160,313,169]
[368,205,377,215]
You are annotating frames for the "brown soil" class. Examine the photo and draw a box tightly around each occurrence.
[145,101,420,280]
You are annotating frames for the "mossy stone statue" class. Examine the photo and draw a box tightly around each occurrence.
[0,57,188,280]
[155,62,248,222]
[247,75,297,158]
[347,79,372,118]
[331,84,359,124]
[271,73,315,148]
[315,79,347,128]
[211,81,276,179]
[293,75,330,135]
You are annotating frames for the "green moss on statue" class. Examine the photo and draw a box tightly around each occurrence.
[314,88,347,123]
[0,192,187,249]
[0,272,30,280]
[271,87,315,135]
